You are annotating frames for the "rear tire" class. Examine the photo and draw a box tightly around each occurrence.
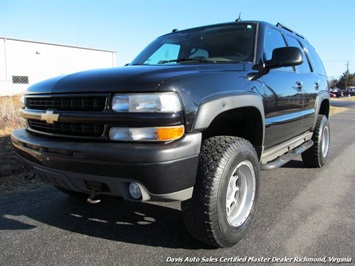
[302,115,330,168]
[181,136,260,247]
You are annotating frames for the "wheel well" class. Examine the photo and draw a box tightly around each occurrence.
[319,99,330,118]
[201,107,263,158]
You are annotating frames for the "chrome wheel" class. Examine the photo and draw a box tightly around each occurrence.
[226,160,256,227]
[322,125,330,158]
[182,136,260,247]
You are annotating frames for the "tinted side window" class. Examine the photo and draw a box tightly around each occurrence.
[303,41,327,76]
[264,28,287,61]
[285,35,311,73]
[264,28,292,72]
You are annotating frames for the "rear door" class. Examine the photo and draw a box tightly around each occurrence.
[284,35,318,133]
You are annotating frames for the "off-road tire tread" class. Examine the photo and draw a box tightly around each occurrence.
[181,136,256,247]
[301,114,329,168]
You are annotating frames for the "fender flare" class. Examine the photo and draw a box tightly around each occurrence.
[192,93,265,146]
[313,91,330,130]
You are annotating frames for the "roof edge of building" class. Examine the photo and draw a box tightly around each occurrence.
[0,36,116,54]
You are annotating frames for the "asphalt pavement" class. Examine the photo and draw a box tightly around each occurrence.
[1,105,354,266]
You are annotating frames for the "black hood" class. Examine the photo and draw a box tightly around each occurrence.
[26,64,245,94]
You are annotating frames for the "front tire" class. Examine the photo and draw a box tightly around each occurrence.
[181,136,260,248]
[302,114,330,168]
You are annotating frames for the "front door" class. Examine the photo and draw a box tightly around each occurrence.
[262,27,304,149]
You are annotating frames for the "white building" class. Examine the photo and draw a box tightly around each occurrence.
[0,37,117,96]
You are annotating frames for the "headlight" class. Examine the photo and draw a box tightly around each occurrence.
[112,92,182,112]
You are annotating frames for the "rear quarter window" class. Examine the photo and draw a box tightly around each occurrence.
[302,41,327,77]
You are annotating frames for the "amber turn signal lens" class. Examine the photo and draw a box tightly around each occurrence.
[156,125,185,141]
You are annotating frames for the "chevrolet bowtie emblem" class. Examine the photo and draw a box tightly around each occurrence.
[41,110,59,124]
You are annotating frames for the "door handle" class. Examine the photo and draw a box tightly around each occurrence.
[314,82,320,90]
[295,81,303,91]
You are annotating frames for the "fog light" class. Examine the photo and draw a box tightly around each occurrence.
[109,125,184,142]
[128,182,142,199]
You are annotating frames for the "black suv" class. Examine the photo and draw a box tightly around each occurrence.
[12,20,330,247]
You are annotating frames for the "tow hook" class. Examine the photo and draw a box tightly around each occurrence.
[86,190,101,204]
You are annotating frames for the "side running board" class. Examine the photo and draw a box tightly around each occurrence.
[261,140,314,170]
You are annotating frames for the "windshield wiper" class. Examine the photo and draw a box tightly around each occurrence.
[159,58,209,64]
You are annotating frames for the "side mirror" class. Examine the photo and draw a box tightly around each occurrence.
[265,47,303,69]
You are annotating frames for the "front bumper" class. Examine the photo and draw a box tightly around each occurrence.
[11,128,201,201]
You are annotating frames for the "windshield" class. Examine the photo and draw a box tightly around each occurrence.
[131,23,256,65]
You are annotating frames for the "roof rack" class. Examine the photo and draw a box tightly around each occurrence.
[276,22,305,39]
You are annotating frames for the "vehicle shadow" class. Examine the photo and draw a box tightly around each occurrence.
[0,184,213,250]
[281,159,306,169]
[0,135,30,177]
